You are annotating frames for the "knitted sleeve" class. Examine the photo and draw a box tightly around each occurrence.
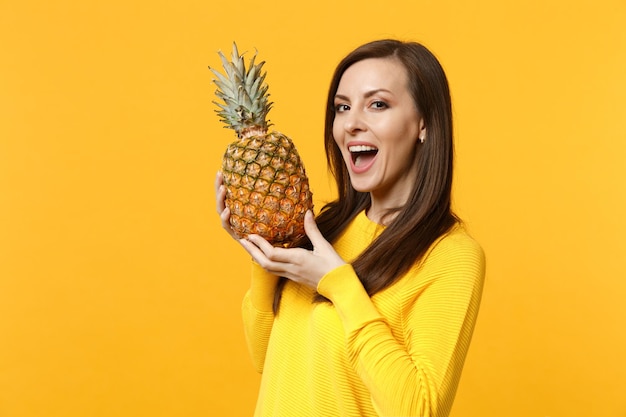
[317,232,485,417]
[241,262,279,374]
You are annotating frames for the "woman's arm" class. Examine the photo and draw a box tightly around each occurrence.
[241,263,279,373]
[318,232,485,417]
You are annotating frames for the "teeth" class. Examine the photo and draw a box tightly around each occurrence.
[349,145,377,153]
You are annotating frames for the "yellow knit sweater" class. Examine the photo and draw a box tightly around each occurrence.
[242,211,485,417]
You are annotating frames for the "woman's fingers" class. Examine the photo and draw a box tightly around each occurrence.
[241,236,288,273]
[246,234,288,262]
[303,210,327,251]
[215,171,241,240]
[215,172,226,214]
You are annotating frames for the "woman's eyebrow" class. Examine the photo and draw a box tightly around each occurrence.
[364,88,391,98]
[334,89,392,101]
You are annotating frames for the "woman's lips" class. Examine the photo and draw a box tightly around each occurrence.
[348,143,378,174]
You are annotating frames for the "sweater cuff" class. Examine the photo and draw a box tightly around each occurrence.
[250,261,280,312]
[317,264,383,333]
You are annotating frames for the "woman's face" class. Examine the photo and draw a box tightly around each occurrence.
[333,57,426,209]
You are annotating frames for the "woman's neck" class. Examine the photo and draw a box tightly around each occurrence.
[365,202,401,226]
[366,185,413,225]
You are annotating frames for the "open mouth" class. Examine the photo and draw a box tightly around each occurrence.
[349,144,378,167]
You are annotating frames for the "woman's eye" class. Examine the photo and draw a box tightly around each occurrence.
[335,103,350,113]
[371,100,388,109]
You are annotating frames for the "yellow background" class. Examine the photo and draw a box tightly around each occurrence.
[1,0,625,416]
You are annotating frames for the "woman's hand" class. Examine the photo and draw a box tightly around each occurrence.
[241,210,347,289]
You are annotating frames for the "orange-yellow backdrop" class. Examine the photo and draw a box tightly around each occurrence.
[1,0,625,416]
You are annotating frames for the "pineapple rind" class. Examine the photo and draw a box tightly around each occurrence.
[221,131,312,246]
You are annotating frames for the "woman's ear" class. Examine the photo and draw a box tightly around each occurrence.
[418,119,427,143]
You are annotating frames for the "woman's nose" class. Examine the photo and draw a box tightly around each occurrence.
[344,109,365,134]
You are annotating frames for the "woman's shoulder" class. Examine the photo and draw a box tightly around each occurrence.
[430,224,483,258]
[376,225,485,303]
[416,224,485,279]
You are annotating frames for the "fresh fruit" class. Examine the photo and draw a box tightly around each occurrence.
[210,43,313,247]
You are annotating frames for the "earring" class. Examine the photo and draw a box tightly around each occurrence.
[419,136,425,143]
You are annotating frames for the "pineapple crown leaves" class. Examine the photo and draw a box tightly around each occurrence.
[209,42,273,137]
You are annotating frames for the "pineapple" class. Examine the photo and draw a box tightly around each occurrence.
[210,43,313,247]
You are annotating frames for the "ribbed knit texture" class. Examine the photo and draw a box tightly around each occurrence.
[241,211,485,417]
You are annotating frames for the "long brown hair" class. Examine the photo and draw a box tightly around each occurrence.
[273,39,458,313]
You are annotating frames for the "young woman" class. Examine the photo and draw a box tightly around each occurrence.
[215,39,485,417]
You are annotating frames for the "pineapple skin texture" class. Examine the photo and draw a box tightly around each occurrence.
[221,131,313,247]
